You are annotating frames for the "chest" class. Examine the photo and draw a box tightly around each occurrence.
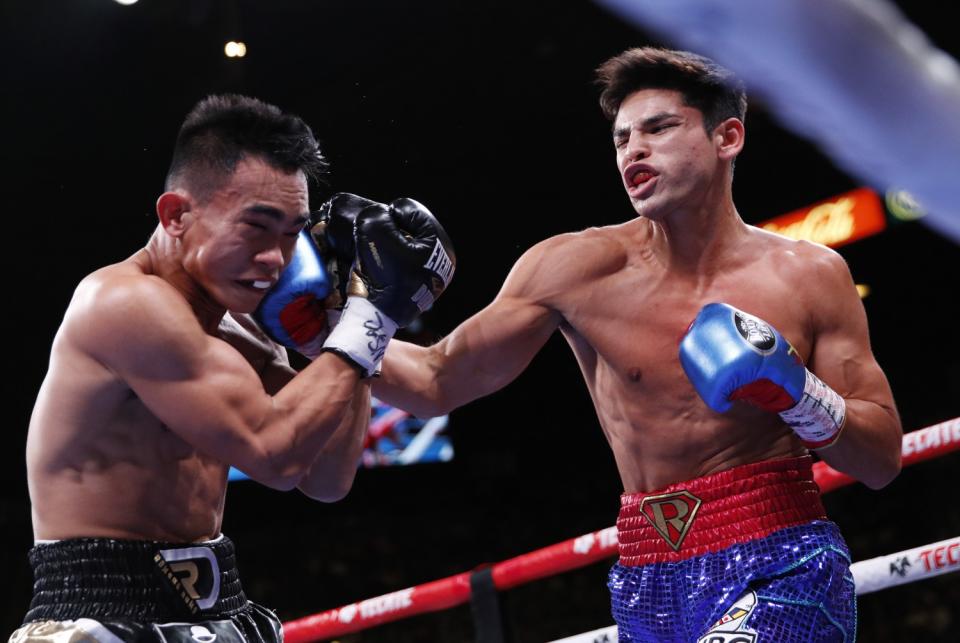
[561,265,813,386]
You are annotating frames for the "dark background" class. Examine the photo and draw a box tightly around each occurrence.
[2,1,958,640]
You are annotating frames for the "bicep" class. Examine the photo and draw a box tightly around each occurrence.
[76,281,275,470]
[379,239,565,412]
[260,355,297,395]
[437,292,560,391]
[807,253,895,412]
[379,284,560,414]
[121,337,273,462]
[436,239,567,390]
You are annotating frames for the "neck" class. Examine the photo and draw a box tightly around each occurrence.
[639,180,748,274]
[141,227,227,334]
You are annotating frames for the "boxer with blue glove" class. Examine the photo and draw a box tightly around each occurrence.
[16,95,409,643]
[370,48,903,642]
[680,303,846,449]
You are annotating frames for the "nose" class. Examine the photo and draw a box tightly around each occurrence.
[623,131,649,164]
[254,244,285,272]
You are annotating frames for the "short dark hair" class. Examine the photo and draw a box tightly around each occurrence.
[596,47,746,133]
[165,94,328,202]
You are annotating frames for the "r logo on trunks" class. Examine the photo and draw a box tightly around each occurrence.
[154,546,222,614]
[639,490,702,551]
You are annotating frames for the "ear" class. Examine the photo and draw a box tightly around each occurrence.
[714,117,745,162]
[156,191,192,238]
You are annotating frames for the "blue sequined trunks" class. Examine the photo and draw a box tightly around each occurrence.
[608,457,856,642]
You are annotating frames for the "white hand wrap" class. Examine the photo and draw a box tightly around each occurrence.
[322,297,397,377]
[779,370,847,449]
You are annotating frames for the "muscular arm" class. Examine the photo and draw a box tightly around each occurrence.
[220,312,370,499]
[376,240,566,417]
[297,381,371,501]
[805,250,902,489]
[72,274,362,491]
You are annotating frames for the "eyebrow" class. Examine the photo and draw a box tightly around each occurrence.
[613,112,679,139]
[246,205,310,226]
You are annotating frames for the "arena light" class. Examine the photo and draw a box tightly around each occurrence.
[113,0,138,5]
[224,41,247,58]
[856,284,871,299]
[758,187,887,248]
[885,188,927,222]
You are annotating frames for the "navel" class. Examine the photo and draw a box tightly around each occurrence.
[627,367,642,382]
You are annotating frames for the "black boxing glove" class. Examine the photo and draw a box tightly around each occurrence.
[322,197,456,376]
[354,197,456,326]
[310,192,377,306]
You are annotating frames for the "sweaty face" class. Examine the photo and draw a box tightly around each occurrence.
[613,89,720,221]
[179,156,310,313]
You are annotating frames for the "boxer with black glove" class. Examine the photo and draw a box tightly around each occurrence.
[322,196,456,376]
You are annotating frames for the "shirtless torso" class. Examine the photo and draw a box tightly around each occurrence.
[372,51,900,643]
[376,87,899,493]
[28,256,284,542]
[552,222,812,491]
[27,156,371,544]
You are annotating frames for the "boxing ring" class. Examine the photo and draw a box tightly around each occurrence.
[280,417,959,642]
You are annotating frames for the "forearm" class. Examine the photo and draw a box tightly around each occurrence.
[297,381,371,501]
[375,340,451,417]
[377,299,559,417]
[253,353,362,487]
[813,397,902,489]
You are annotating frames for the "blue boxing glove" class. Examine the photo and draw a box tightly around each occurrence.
[679,303,845,449]
[253,231,333,359]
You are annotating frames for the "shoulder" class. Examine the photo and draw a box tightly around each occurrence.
[73,264,193,329]
[747,227,860,332]
[64,263,206,367]
[498,222,656,307]
[509,225,632,286]
[748,226,852,284]
[496,225,631,306]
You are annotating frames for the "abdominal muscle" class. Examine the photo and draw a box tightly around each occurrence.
[561,321,806,494]
[595,385,805,493]
[30,449,229,544]
[27,321,230,544]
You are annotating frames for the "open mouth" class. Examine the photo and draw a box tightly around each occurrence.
[624,168,658,198]
[237,279,274,292]
[624,164,657,192]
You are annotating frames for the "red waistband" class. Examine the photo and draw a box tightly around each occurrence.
[617,456,826,565]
